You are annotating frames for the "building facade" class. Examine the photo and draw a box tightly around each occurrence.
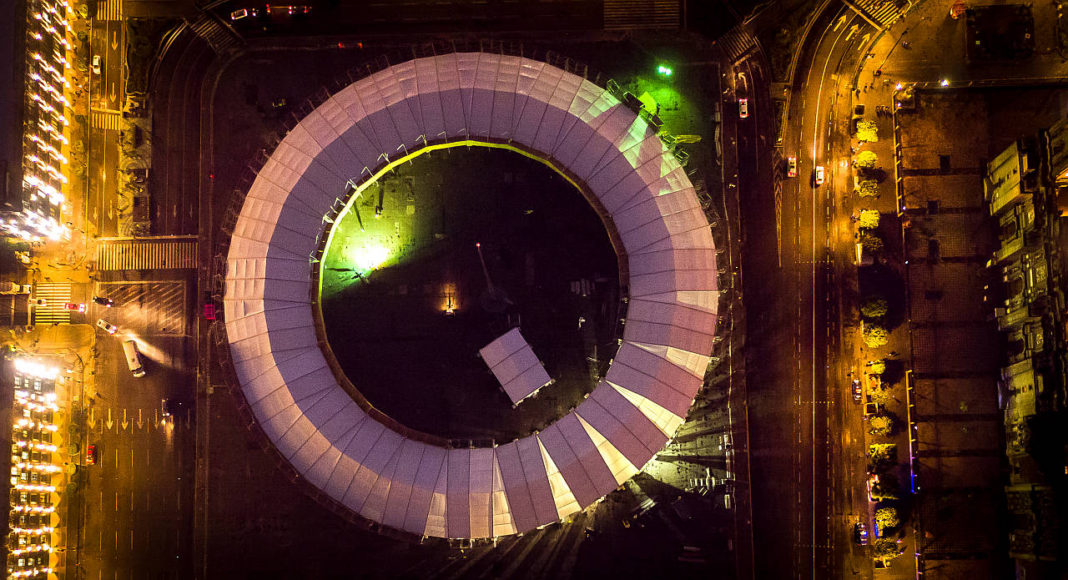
[0,0,71,241]
[984,121,1068,573]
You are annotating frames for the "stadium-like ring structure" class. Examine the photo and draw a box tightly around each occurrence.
[224,52,719,539]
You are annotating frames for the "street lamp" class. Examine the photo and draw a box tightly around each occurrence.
[657,64,673,77]
[939,79,950,87]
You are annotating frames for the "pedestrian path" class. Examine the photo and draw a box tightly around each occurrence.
[96,237,198,271]
[32,283,72,325]
[90,110,121,131]
[188,16,243,55]
[602,0,680,30]
[716,26,758,64]
[97,0,122,21]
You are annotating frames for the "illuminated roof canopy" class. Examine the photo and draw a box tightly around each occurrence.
[479,327,553,406]
[224,52,719,539]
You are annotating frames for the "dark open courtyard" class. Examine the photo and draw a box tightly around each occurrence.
[319,146,622,441]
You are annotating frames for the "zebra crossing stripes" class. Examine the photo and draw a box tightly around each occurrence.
[603,0,681,30]
[716,27,758,64]
[32,283,72,325]
[188,16,243,55]
[91,110,121,131]
[97,0,122,21]
[96,238,199,271]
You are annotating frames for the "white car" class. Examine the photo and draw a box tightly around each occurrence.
[91,55,101,75]
[814,165,826,186]
[787,156,797,177]
[230,7,258,20]
[96,319,117,335]
[738,98,749,119]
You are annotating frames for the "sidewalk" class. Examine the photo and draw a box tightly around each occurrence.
[838,0,1061,574]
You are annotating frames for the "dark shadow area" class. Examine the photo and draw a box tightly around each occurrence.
[320,147,620,441]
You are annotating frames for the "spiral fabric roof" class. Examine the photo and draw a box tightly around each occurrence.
[224,52,719,539]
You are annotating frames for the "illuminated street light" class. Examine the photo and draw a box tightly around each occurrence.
[656,64,673,77]
[940,79,950,87]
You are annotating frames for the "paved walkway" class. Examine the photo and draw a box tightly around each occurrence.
[839,0,1067,574]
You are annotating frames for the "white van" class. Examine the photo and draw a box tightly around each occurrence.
[122,340,145,378]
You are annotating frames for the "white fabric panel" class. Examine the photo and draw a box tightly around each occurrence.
[404,444,445,535]
[351,75,394,152]
[495,441,537,533]
[425,458,448,538]
[575,394,651,469]
[624,319,715,357]
[446,449,471,538]
[570,110,632,182]
[511,68,554,147]
[615,341,702,397]
[467,54,499,138]
[468,448,494,538]
[321,419,379,500]
[382,439,425,531]
[628,248,717,276]
[478,327,524,367]
[589,384,667,457]
[537,422,600,507]
[491,454,516,537]
[516,436,557,527]
[432,54,468,139]
[481,328,552,405]
[628,298,716,341]
[413,58,447,141]
[489,56,521,139]
[504,364,552,405]
[554,413,618,496]
[279,414,326,466]
[363,442,400,523]
[343,426,404,515]
[604,363,695,419]
[374,65,422,148]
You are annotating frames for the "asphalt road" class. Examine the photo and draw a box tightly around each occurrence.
[88,15,124,237]
[76,287,196,580]
[150,31,211,236]
[741,5,881,580]
[785,7,877,579]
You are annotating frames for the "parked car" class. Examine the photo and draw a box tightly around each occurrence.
[96,319,117,335]
[230,7,257,19]
[203,303,216,320]
[92,296,113,307]
[91,55,101,75]
[64,302,86,312]
[738,98,749,119]
[814,165,826,186]
[86,444,96,465]
[787,156,798,177]
[852,379,863,402]
[854,522,869,545]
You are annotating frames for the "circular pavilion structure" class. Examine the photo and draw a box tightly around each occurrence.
[223,51,719,540]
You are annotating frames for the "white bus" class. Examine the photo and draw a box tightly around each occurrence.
[122,340,145,378]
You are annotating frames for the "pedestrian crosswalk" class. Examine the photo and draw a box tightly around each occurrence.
[91,110,121,131]
[189,16,243,55]
[850,0,905,28]
[716,26,758,64]
[603,0,680,30]
[96,238,199,271]
[97,0,122,21]
[32,283,72,325]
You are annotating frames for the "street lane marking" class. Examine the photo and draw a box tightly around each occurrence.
[90,110,121,131]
